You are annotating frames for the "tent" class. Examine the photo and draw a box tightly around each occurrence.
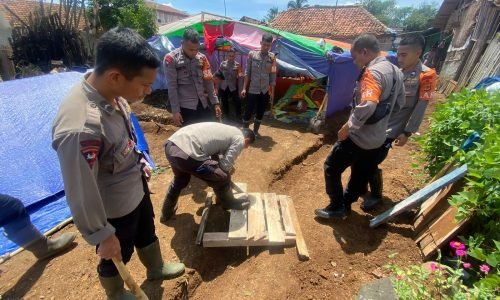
[156,13,350,83]
[0,72,152,256]
[154,13,397,119]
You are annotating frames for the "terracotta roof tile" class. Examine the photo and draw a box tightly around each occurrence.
[271,5,390,40]
[0,0,87,30]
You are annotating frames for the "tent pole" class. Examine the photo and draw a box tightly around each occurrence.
[3,217,74,260]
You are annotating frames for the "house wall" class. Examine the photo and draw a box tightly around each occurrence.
[154,11,186,26]
[0,12,15,80]
[439,0,482,82]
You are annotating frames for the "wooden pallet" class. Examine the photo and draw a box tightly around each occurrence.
[196,183,309,261]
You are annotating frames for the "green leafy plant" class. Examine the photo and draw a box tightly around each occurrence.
[418,89,499,176]
[417,89,500,293]
[386,241,499,299]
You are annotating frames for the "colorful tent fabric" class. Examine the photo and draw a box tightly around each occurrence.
[156,13,398,119]
[158,15,340,81]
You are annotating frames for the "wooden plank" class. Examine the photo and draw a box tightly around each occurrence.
[228,209,248,240]
[413,182,462,235]
[247,193,266,240]
[263,193,285,243]
[247,193,258,240]
[232,182,247,194]
[285,196,310,261]
[203,232,295,247]
[278,195,296,236]
[196,192,213,246]
[419,205,469,259]
[370,164,468,228]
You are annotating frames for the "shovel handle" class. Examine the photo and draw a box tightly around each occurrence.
[112,258,149,300]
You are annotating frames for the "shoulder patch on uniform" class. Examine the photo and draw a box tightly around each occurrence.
[80,140,101,169]
[418,68,437,101]
[164,54,173,64]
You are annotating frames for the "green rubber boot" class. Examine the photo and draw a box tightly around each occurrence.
[136,240,185,280]
[98,275,137,300]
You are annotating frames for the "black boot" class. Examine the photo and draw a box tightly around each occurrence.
[160,186,181,222]
[253,120,261,138]
[315,201,351,219]
[215,186,250,210]
[361,169,383,211]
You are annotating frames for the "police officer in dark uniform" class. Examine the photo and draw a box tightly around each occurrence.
[165,28,222,127]
[240,33,277,137]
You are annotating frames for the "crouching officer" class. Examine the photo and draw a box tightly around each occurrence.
[160,122,255,222]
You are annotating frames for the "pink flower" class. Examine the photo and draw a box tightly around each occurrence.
[462,262,471,269]
[480,264,490,274]
[430,263,442,272]
[449,241,465,250]
[456,249,467,257]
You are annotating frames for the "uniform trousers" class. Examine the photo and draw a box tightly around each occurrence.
[324,138,380,206]
[97,177,157,277]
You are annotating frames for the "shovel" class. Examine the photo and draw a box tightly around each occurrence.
[308,93,328,133]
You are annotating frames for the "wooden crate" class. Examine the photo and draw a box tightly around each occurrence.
[196,183,309,261]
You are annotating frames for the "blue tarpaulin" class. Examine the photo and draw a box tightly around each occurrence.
[0,72,152,256]
[474,76,500,90]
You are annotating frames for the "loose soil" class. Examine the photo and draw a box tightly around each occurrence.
[0,99,438,300]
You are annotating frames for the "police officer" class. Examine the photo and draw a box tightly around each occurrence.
[52,28,185,299]
[315,34,405,219]
[361,34,437,210]
[218,49,243,123]
[240,33,277,137]
[160,122,255,221]
[165,28,222,127]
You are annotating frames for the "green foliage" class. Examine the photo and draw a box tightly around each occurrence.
[87,0,157,38]
[404,3,439,32]
[359,0,397,26]
[418,89,500,176]
[263,7,279,24]
[463,236,500,289]
[419,89,500,242]
[386,246,499,299]
[118,2,157,38]
[416,89,500,296]
[359,0,438,31]
[287,0,309,9]
[449,125,500,241]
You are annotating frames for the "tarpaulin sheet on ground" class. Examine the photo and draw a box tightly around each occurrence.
[0,72,152,256]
